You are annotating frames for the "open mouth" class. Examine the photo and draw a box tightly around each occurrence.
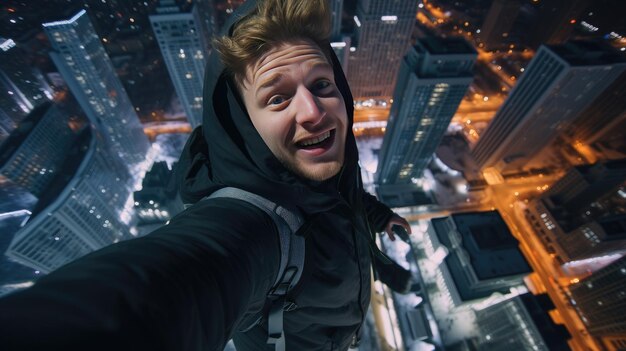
[296,130,334,150]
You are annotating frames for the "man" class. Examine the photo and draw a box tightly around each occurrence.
[0,0,410,350]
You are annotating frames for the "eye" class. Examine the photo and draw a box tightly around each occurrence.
[268,96,286,105]
[313,80,332,92]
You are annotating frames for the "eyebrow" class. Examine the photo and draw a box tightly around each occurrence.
[257,72,284,92]
[254,60,334,98]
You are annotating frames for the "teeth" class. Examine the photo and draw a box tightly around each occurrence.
[300,131,331,147]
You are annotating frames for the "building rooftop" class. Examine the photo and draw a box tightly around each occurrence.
[432,211,532,301]
[418,36,477,55]
[450,211,531,280]
[548,40,626,66]
[518,293,572,351]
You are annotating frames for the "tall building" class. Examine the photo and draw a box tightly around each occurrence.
[329,0,344,38]
[478,0,522,51]
[472,41,626,173]
[475,293,571,351]
[526,0,591,49]
[375,37,475,205]
[347,0,418,100]
[6,128,133,273]
[211,0,246,31]
[150,1,207,128]
[0,109,13,145]
[569,256,626,351]
[0,103,78,197]
[524,160,626,263]
[0,179,38,294]
[0,38,53,130]
[545,160,626,216]
[133,161,183,224]
[331,36,352,74]
[192,0,218,56]
[43,10,149,172]
[425,211,532,307]
[565,71,626,145]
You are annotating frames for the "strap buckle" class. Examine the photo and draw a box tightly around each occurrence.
[269,266,298,296]
[283,301,298,312]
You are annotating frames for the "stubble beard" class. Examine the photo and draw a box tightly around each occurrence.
[276,152,344,182]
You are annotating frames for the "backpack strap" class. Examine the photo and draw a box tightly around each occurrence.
[206,187,305,351]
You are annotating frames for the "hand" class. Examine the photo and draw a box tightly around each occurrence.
[384,214,412,241]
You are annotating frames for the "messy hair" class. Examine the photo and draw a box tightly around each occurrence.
[213,0,332,87]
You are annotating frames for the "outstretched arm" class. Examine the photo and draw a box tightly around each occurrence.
[361,191,411,241]
[383,213,412,241]
[0,198,280,351]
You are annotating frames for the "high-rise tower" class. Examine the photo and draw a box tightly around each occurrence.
[375,37,475,205]
[150,1,207,128]
[569,256,626,350]
[6,128,133,273]
[0,103,78,197]
[524,159,626,263]
[43,10,149,172]
[329,0,344,38]
[475,293,571,350]
[347,0,418,101]
[471,41,626,173]
[565,71,626,145]
[0,38,53,133]
[526,0,591,49]
[478,0,522,51]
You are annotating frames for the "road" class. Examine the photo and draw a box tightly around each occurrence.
[143,121,192,141]
[489,184,603,351]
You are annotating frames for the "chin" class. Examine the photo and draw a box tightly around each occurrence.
[292,161,344,181]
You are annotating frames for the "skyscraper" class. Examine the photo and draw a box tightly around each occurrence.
[569,256,626,350]
[0,109,13,145]
[42,10,149,172]
[6,128,133,273]
[544,160,626,216]
[329,0,344,38]
[0,38,53,130]
[133,161,183,225]
[475,293,571,351]
[472,41,626,173]
[478,0,522,51]
[524,160,626,263]
[192,0,218,56]
[0,103,78,197]
[526,0,591,49]
[0,179,38,297]
[347,0,418,101]
[376,37,475,204]
[565,71,626,145]
[426,211,532,307]
[150,1,207,128]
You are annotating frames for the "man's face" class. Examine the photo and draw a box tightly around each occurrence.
[240,39,348,181]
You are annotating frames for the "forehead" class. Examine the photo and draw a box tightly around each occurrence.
[245,40,332,86]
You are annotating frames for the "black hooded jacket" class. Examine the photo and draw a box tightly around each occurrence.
[0,2,394,350]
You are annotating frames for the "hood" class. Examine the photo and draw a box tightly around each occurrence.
[177,0,361,215]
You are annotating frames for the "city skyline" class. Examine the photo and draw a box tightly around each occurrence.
[1,0,625,350]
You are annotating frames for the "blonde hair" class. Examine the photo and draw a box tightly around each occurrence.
[214,0,332,87]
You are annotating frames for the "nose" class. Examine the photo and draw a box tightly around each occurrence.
[294,86,324,126]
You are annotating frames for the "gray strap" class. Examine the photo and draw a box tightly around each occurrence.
[206,187,305,294]
[206,187,305,351]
